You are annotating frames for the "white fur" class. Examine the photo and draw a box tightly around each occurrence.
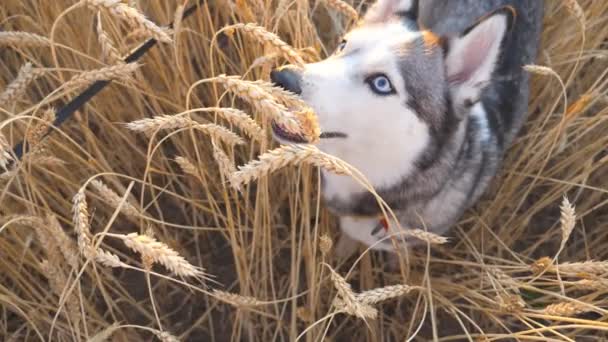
[340,216,395,251]
[299,23,431,202]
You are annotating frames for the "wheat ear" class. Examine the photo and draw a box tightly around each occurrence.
[212,143,236,177]
[0,133,13,171]
[206,108,265,141]
[40,260,81,327]
[251,80,308,109]
[90,179,140,219]
[324,0,359,21]
[126,115,245,146]
[230,144,351,190]
[496,294,525,313]
[213,289,265,307]
[211,75,301,133]
[82,0,172,43]
[355,284,417,305]
[573,279,608,291]
[121,232,209,280]
[403,229,449,245]
[533,257,608,275]
[0,63,45,108]
[565,0,586,30]
[154,330,180,342]
[175,156,199,177]
[327,265,378,319]
[558,196,576,253]
[63,62,139,90]
[96,12,124,64]
[46,215,79,269]
[26,108,55,148]
[543,302,592,317]
[72,189,94,256]
[224,23,304,66]
[319,234,333,256]
[0,31,50,47]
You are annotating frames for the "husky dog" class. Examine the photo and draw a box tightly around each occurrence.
[270,0,544,252]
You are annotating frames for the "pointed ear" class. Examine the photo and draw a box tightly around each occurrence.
[445,8,514,111]
[363,0,418,24]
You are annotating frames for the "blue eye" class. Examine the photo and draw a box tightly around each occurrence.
[335,39,347,53]
[366,74,395,95]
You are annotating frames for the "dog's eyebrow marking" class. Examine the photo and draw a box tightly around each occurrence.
[320,132,348,139]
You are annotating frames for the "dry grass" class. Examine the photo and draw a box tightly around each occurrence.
[1,1,607,341]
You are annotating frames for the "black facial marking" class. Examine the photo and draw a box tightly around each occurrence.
[320,132,348,139]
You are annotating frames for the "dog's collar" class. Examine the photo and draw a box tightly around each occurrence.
[370,216,390,236]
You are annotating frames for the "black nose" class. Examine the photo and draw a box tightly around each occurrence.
[270,67,302,95]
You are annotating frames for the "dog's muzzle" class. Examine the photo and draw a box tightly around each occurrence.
[270,66,302,95]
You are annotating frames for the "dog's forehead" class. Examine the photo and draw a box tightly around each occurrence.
[346,21,420,49]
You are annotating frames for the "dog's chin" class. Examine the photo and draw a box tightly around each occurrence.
[271,122,308,144]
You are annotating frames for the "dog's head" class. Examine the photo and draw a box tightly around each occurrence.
[271,0,512,187]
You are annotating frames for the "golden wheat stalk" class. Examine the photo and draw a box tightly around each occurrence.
[96,12,124,64]
[82,0,172,43]
[211,75,301,133]
[230,144,351,190]
[355,284,416,305]
[224,23,304,66]
[0,31,50,47]
[0,63,45,108]
[126,115,245,146]
[90,179,141,219]
[213,289,265,307]
[542,301,591,317]
[324,0,359,21]
[121,232,209,279]
[206,108,265,141]
[0,133,13,170]
[558,196,576,252]
[64,62,139,90]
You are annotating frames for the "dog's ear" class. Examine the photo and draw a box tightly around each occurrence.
[363,0,418,24]
[445,8,514,112]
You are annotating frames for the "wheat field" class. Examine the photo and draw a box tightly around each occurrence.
[0,0,607,341]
